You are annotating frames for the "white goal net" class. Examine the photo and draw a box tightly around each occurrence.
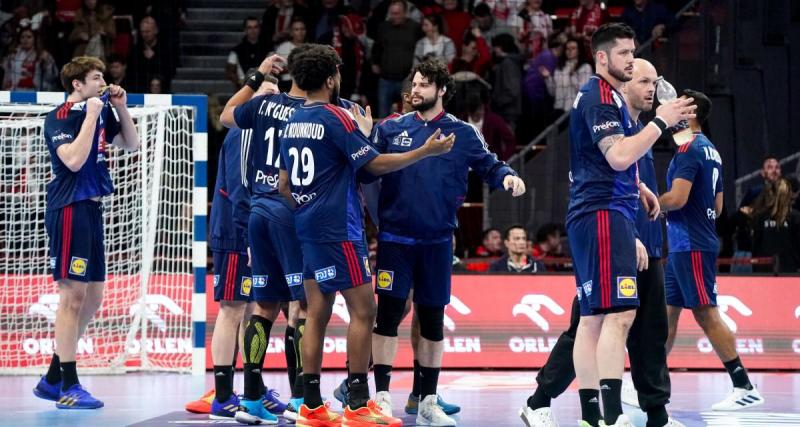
[0,103,194,374]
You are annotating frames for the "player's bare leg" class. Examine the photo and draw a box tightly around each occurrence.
[574,315,603,426]
[76,282,103,338]
[300,279,335,408]
[54,279,89,397]
[210,300,247,416]
[597,310,636,425]
[341,282,377,409]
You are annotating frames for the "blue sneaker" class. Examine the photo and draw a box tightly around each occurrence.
[404,393,460,415]
[235,398,278,425]
[332,379,349,407]
[33,376,61,401]
[56,384,104,409]
[261,388,287,415]
[283,397,303,422]
[210,394,240,419]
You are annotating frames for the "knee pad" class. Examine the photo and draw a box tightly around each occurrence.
[373,295,406,337]
[415,304,445,341]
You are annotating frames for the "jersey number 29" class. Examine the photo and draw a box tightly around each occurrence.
[288,147,315,186]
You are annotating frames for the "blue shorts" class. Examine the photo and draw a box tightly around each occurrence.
[375,240,453,307]
[665,251,718,308]
[212,251,252,302]
[249,213,305,302]
[301,239,371,294]
[45,200,105,283]
[568,210,640,316]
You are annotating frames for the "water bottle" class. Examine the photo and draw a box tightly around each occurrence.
[655,77,692,144]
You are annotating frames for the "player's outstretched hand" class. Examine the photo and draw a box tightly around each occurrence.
[258,54,286,76]
[422,128,455,156]
[640,184,661,220]
[86,97,104,116]
[107,84,127,107]
[656,96,696,128]
[635,238,649,271]
[503,175,526,197]
[350,104,373,137]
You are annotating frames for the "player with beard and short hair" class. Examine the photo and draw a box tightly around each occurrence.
[368,57,525,426]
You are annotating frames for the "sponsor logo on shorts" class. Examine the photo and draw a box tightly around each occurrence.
[582,280,593,297]
[617,277,638,299]
[241,277,252,296]
[377,270,394,291]
[315,266,336,282]
[253,275,267,288]
[576,288,582,300]
[713,283,718,294]
[50,257,57,270]
[363,257,371,276]
[69,257,88,276]
[213,275,220,287]
[285,273,303,287]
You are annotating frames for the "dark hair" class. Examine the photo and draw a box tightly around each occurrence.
[389,0,407,11]
[482,227,500,241]
[462,32,477,46]
[762,155,779,165]
[465,90,483,114]
[558,37,590,71]
[535,223,561,243]
[473,3,491,17]
[243,16,259,28]
[290,44,342,92]
[106,53,125,66]
[590,23,635,55]
[682,89,711,125]
[491,33,519,54]
[61,56,106,93]
[422,14,444,33]
[409,57,455,103]
[401,76,412,94]
[547,33,563,49]
[287,43,315,75]
[503,224,527,241]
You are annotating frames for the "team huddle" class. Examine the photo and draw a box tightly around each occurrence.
[33,20,762,427]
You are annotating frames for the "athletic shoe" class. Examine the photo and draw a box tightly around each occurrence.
[710,386,764,411]
[297,401,342,427]
[55,384,104,409]
[185,388,215,414]
[262,388,288,415]
[33,376,62,401]
[416,394,456,426]
[578,421,593,427]
[343,400,402,427]
[599,414,634,427]
[333,379,349,407]
[373,391,392,417]
[519,406,558,427]
[620,380,640,408]
[405,393,460,415]
[284,397,303,422]
[235,398,279,425]
[210,394,241,419]
[662,417,686,427]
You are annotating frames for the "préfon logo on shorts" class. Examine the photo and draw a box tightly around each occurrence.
[315,266,336,282]
[285,273,303,287]
[69,256,88,277]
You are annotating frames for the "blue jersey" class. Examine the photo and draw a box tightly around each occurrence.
[666,133,723,253]
[372,111,516,243]
[279,102,379,243]
[210,129,250,253]
[567,75,639,225]
[235,93,305,225]
[635,145,663,258]
[44,100,120,211]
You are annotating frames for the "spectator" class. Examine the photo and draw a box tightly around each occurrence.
[471,3,505,47]
[532,223,564,270]
[569,0,606,59]
[1,27,59,91]
[751,178,800,273]
[621,0,673,46]
[481,0,523,38]
[448,70,491,119]
[465,91,516,161]
[69,0,116,61]
[260,0,309,51]
[371,0,421,117]
[473,227,503,257]
[450,31,491,77]
[309,0,345,44]
[517,0,552,59]
[490,33,522,129]
[1,6,30,60]
[541,37,592,114]
[335,13,367,100]
[730,204,754,273]
[522,35,561,135]
[442,0,471,54]
[275,18,307,91]
[488,225,545,273]
[148,73,164,94]
[129,16,176,92]
[225,17,268,91]
[105,53,131,88]
[789,175,800,212]
[414,15,456,64]
[741,156,782,207]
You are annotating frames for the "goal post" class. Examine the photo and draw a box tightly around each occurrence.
[0,91,207,375]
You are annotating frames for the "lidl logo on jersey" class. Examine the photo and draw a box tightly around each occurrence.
[616,277,637,299]
[213,275,220,287]
[253,275,268,288]
[362,257,371,276]
[392,130,412,147]
[285,273,303,287]
[69,257,88,276]
[241,277,252,296]
[315,266,336,282]
[582,280,593,297]
[377,270,394,290]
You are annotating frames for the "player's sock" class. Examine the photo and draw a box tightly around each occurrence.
[527,386,551,410]
[600,379,623,425]
[303,374,322,408]
[645,405,669,427]
[60,361,79,391]
[45,353,61,385]
[214,365,233,402]
[578,389,601,427]
[292,319,305,398]
[723,356,753,390]
[347,373,369,409]
[243,315,273,400]
[374,364,392,393]
[411,359,421,398]
[419,365,440,398]
[285,326,297,396]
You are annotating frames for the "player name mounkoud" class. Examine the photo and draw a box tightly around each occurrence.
[284,122,325,140]
[257,100,295,122]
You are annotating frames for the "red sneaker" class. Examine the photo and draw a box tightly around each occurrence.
[185,388,215,414]
[343,400,403,427]
[298,401,343,427]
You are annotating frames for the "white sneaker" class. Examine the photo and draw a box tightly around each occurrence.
[374,390,393,417]
[416,394,456,426]
[599,414,634,427]
[711,386,764,411]
[620,380,640,408]
[662,417,686,427]
[519,406,558,427]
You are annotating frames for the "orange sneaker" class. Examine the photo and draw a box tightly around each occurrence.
[297,401,343,427]
[343,400,403,427]
[185,388,215,414]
